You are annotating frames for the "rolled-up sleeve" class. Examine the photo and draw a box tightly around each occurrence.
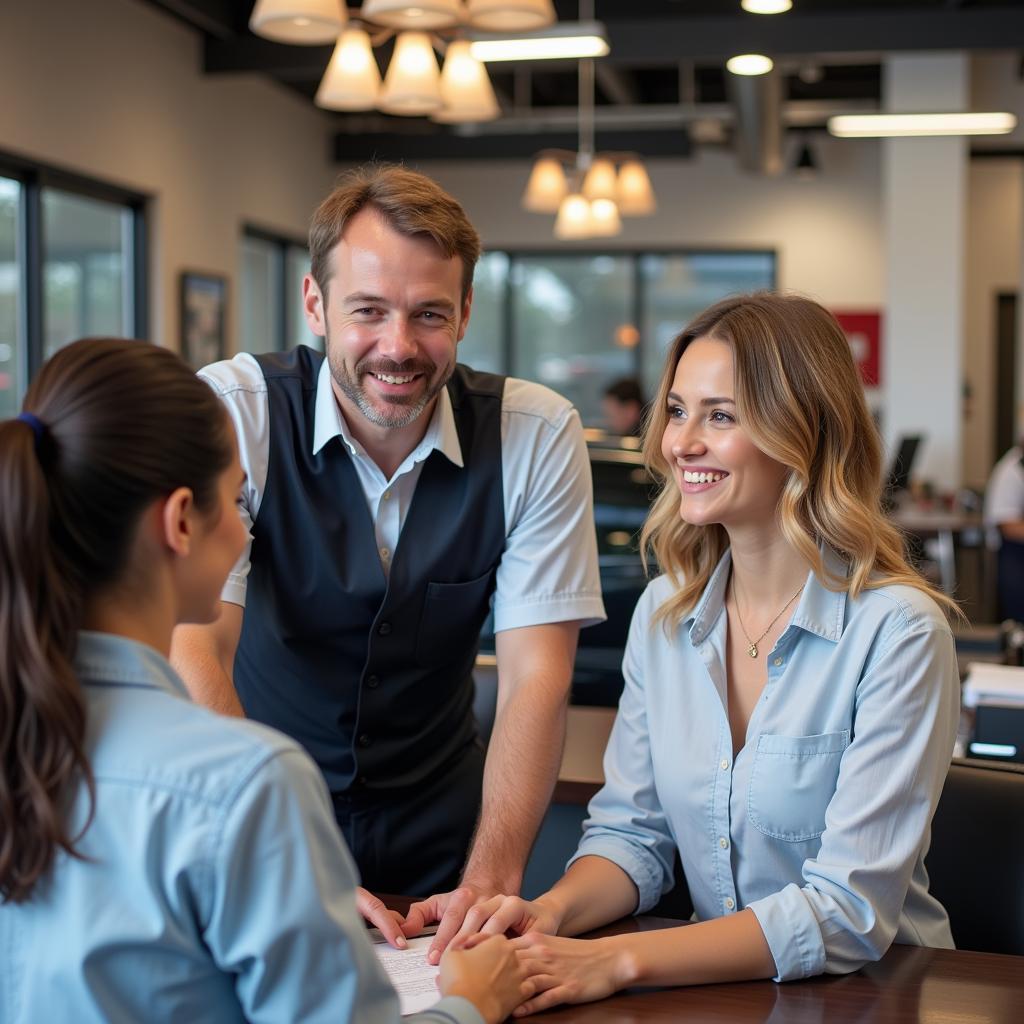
[568,589,676,911]
[492,401,605,633]
[747,618,959,981]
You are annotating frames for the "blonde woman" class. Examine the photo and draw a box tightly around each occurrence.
[451,293,960,1014]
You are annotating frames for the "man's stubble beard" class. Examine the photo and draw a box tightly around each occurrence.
[324,325,455,430]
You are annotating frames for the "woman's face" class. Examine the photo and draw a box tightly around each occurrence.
[179,440,248,624]
[660,336,789,532]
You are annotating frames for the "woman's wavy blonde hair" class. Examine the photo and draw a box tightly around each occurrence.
[639,291,960,628]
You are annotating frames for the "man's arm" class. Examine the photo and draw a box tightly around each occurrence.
[408,620,579,963]
[170,602,245,717]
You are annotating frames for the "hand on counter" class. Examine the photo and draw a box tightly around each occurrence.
[402,879,510,965]
[356,886,409,948]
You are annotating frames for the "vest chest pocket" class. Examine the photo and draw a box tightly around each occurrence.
[747,730,850,842]
[416,571,497,666]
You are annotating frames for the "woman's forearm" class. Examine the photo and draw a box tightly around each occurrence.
[538,855,641,936]
[607,909,777,989]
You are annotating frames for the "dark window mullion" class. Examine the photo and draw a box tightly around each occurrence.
[23,175,44,379]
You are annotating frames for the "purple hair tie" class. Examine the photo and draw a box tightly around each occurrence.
[16,411,48,455]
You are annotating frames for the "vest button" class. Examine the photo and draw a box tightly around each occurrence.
[378,622,392,636]
[366,675,380,688]
[358,733,372,747]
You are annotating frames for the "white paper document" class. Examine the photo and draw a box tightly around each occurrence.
[373,936,441,1016]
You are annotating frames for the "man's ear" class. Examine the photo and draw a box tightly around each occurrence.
[160,487,196,558]
[303,273,327,336]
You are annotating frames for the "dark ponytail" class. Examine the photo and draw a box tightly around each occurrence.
[0,338,234,903]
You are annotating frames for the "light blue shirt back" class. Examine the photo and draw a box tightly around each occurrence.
[0,632,482,1024]
[571,549,959,981]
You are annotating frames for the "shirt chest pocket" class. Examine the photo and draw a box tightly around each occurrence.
[747,730,850,842]
[416,570,496,666]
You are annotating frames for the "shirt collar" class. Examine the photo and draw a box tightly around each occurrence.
[74,631,191,700]
[686,543,849,646]
[311,356,464,469]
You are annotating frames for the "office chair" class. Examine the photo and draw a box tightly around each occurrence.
[925,756,1024,955]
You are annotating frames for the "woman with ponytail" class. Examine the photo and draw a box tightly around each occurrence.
[0,338,531,1024]
[452,293,961,1013]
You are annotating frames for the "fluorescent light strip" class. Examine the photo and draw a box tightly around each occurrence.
[470,34,608,61]
[829,112,1017,137]
[969,742,1018,758]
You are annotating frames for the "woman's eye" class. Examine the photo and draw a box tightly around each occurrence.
[667,405,685,420]
[710,410,734,424]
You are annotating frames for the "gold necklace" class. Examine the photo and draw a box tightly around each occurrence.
[732,580,804,659]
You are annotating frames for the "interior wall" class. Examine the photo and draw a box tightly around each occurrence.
[0,0,337,355]
[964,158,1023,489]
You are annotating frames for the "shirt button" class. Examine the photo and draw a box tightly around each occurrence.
[719,837,729,849]
[378,622,392,636]
[725,897,735,910]
[720,758,730,771]
[380,547,390,560]
[366,674,380,688]
[358,734,372,747]
[382,491,391,501]
[773,657,783,667]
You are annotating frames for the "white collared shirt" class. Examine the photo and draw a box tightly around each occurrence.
[200,353,605,633]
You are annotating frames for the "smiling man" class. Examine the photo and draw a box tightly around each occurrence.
[171,166,604,959]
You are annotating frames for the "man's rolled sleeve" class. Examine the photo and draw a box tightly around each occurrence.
[492,403,605,633]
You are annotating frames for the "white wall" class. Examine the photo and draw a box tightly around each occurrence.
[0,0,337,354]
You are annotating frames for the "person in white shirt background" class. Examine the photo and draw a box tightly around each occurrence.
[448,292,961,1016]
[984,431,1024,623]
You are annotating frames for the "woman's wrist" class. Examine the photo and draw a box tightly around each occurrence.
[604,934,643,989]
[532,892,568,932]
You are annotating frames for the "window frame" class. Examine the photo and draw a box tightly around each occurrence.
[241,224,311,353]
[0,150,148,389]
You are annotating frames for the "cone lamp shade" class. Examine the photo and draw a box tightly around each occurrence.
[554,193,595,239]
[588,198,622,237]
[361,0,462,31]
[249,0,346,43]
[316,28,382,110]
[522,157,567,213]
[379,31,443,115]
[581,157,617,202]
[467,0,556,32]
[433,41,500,122]
[617,159,656,215]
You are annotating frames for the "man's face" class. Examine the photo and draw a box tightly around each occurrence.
[303,208,471,431]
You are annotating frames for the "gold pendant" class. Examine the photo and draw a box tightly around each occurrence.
[747,643,759,659]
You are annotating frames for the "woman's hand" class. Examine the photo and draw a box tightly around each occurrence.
[510,933,636,1016]
[447,894,564,948]
[439,934,536,1024]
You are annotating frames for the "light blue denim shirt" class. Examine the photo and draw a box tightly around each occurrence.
[570,549,959,981]
[0,632,482,1024]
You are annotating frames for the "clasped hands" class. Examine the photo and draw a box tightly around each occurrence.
[357,884,632,1017]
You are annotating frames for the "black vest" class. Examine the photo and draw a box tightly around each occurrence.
[235,347,506,794]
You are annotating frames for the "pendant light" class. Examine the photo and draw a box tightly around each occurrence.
[432,40,500,122]
[249,0,346,44]
[361,0,462,31]
[616,159,656,215]
[315,26,382,110]
[466,0,556,32]
[379,31,443,115]
[522,156,568,212]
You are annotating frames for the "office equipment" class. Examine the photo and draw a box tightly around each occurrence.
[887,434,921,495]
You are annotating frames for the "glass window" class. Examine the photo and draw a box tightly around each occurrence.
[241,234,282,356]
[286,244,320,351]
[512,254,634,425]
[0,177,21,418]
[42,188,134,357]
[639,252,775,399]
[460,251,508,374]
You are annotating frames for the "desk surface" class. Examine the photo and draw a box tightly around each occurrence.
[387,902,1023,1022]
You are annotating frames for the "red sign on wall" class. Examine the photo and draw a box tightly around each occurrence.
[833,311,882,388]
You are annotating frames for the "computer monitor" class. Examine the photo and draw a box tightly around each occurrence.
[887,435,921,495]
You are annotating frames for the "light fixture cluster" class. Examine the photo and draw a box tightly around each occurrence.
[522,152,656,240]
[248,0,563,122]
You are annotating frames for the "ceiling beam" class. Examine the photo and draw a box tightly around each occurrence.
[332,128,692,162]
[604,10,1024,63]
[203,9,1024,77]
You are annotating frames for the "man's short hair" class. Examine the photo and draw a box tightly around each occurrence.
[604,377,645,406]
[309,164,481,303]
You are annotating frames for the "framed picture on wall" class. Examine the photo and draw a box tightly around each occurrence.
[180,270,228,369]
